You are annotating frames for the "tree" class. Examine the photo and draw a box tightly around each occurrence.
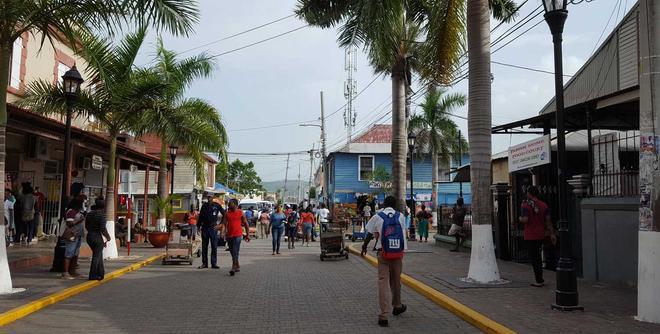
[135,40,227,231]
[296,0,466,212]
[308,186,317,199]
[20,28,171,260]
[0,0,198,294]
[409,89,466,227]
[465,0,516,283]
[370,165,393,199]
[217,159,265,196]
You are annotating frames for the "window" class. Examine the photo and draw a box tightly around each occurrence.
[358,155,374,181]
[9,37,23,89]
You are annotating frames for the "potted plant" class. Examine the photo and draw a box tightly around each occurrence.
[147,195,176,248]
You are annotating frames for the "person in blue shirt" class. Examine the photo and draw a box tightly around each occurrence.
[269,204,287,255]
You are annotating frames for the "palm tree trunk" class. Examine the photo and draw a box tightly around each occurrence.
[466,0,500,283]
[431,150,438,228]
[103,135,119,259]
[157,140,168,231]
[0,43,14,293]
[392,58,408,211]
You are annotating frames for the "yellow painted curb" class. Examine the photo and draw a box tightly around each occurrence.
[348,245,516,334]
[0,253,165,327]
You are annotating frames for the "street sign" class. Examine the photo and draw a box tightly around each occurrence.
[91,155,103,170]
[508,135,551,173]
[130,165,138,173]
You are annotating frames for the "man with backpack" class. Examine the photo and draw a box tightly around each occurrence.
[360,196,407,327]
[285,205,298,250]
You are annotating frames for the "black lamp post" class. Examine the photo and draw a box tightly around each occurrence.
[169,145,178,199]
[407,133,416,211]
[60,66,83,217]
[542,0,582,311]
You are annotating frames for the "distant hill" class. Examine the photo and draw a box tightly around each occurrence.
[262,179,311,196]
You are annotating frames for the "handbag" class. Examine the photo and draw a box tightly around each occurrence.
[61,226,76,241]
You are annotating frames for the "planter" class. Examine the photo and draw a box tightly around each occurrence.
[147,231,170,248]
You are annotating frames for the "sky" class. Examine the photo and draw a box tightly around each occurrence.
[134,0,635,182]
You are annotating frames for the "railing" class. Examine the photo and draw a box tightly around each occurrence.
[592,170,639,197]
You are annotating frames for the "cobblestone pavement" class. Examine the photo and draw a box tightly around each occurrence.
[4,238,478,334]
[389,238,660,334]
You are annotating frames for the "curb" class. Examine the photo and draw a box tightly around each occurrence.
[0,253,165,327]
[347,245,516,334]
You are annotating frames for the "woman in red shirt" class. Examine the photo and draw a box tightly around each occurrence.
[298,207,316,247]
[222,199,250,276]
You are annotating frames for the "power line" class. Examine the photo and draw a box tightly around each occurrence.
[208,25,309,58]
[491,60,573,77]
[179,14,295,55]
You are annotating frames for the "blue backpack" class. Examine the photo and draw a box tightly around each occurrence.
[379,211,404,260]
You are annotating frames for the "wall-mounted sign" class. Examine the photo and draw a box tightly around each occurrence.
[91,155,103,170]
[508,135,551,173]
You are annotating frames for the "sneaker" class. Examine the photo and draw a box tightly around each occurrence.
[377,319,388,327]
[393,304,407,316]
[197,265,208,269]
[211,265,220,269]
[61,273,75,280]
[229,270,235,276]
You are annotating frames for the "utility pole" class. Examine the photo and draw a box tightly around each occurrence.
[458,130,463,197]
[283,153,290,204]
[308,144,315,199]
[637,0,660,324]
[320,91,328,207]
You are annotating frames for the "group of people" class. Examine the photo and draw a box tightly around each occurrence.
[4,183,46,247]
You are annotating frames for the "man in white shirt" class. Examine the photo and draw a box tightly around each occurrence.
[317,203,330,232]
[360,196,407,327]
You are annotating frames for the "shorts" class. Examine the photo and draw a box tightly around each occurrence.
[288,226,297,238]
[64,236,82,258]
[303,223,313,236]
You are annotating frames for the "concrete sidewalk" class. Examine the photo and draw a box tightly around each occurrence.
[374,237,660,333]
[1,241,163,315]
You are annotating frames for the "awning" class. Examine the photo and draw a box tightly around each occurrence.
[213,182,238,195]
[444,165,471,183]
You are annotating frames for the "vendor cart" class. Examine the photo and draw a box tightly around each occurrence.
[320,219,349,261]
[162,224,200,265]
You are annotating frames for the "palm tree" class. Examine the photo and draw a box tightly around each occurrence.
[135,41,227,230]
[20,28,167,259]
[409,89,466,227]
[465,0,516,283]
[0,0,198,294]
[296,1,466,211]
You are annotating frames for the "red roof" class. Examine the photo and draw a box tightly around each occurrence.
[140,133,218,163]
[352,124,392,144]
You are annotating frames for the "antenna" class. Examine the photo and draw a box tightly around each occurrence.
[343,46,358,142]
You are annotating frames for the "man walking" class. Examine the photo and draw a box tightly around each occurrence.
[198,196,224,269]
[360,196,407,327]
[519,186,556,287]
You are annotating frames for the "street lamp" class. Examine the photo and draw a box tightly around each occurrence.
[407,133,416,212]
[60,66,83,217]
[542,0,582,311]
[169,145,178,198]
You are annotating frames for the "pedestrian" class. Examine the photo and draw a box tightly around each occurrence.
[363,203,372,221]
[197,196,223,269]
[21,183,37,245]
[61,197,85,279]
[448,198,467,252]
[258,208,270,239]
[85,199,111,280]
[298,206,315,247]
[245,205,254,227]
[286,205,298,250]
[34,186,46,238]
[404,206,411,240]
[4,188,15,247]
[269,204,286,255]
[317,203,330,232]
[518,186,556,287]
[221,198,250,276]
[416,204,432,242]
[183,205,199,242]
[360,195,407,327]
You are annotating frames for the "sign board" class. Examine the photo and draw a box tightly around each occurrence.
[508,135,551,173]
[91,155,103,170]
[130,165,138,173]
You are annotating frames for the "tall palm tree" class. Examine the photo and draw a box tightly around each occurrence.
[0,0,198,294]
[136,41,227,230]
[409,89,466,227]
[296,1,466,211]
[465,0,516,283]
[20,28,167,259]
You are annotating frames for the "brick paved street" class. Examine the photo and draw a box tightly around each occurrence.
[3,238,478,334]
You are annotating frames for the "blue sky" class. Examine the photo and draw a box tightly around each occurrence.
[134,0,634,182]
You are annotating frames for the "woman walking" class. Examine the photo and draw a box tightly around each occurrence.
[21,183,37,245]
[416,205,432,242]
[61,198,85,279]
[269,204,286,255]
[85,199,111,280]
[285,205,298,249]
[222,199,250,276]
[299,207,316,247]
[258,209,270,239]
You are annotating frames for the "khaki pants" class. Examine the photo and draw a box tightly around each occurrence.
[258,223,268,239]
[377,253,402,320]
